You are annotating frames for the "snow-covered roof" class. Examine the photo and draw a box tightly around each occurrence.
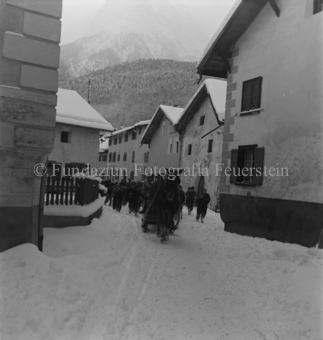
[56,89,114,131]
[204,79,226,120]
[141,105,183,144]
[197,0,242,71]
[99,139,110,152]
[159,105,183,125]
[174,79,226,131]
[110,120,150,136]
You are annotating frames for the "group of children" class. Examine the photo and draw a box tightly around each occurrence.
[103,180,144,215]
[102,178,211,223]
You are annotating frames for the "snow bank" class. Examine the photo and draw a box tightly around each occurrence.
[0,207,322,340]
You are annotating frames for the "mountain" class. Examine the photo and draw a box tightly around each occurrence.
[59,0,208,79]
[59,59,202,129]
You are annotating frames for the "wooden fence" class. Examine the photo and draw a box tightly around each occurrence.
[45,176,99,206]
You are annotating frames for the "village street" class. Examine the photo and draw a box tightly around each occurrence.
[1,202,322,340]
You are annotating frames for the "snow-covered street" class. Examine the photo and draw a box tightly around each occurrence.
[1,205,322,340]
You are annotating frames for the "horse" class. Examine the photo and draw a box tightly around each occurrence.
[151,169,182,244]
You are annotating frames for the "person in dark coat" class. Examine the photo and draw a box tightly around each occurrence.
[113,184,124,212]
[128,182,143,216]
[196,189,211,223]
[104,181,114,206]
[179,185,185,219]
[185,187,197,215]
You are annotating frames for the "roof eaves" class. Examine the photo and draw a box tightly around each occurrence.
[196,0,268,78]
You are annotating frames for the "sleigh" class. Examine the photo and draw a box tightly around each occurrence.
[140,195,181,234]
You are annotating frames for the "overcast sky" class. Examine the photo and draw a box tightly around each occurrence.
[60,0,237,45]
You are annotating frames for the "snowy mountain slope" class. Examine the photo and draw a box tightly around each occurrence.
[0,206,322,339]
[60,0,208,77]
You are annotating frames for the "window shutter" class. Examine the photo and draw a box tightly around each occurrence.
[251,78,262,109]
[254,147,265,185]
[242,82,252,111]
[208,139,213,153]
[230,149,238,184]
[314,0,323,14]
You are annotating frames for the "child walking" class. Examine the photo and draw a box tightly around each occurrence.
[196,189,211,223]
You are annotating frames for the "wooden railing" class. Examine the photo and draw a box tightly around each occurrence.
[45,176,99,206]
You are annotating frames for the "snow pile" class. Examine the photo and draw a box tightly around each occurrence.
[44,196,104,217]
[99,184,107,193]
[0,207,322,340]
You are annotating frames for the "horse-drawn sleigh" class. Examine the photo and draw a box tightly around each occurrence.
[140,170,182,244]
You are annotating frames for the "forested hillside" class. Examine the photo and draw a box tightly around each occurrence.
[59,59,202,129]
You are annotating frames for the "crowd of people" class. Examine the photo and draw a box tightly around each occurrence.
[100,177,211,223]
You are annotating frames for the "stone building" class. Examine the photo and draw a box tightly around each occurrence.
[174,79,226,209]
[196,0,323,247]
[107,121,150,182]
[0,0,62,251]
[48,88,113,177]
[141,105,183,174]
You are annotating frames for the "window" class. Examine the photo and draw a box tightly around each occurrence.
[199,115,205,126]
[115,168,119,180]
[119,135,122,143]
[132,130,136,140]
[117,153,120,162]
[114,137,117,145]
[125,133,128,142]
[175,141,179,153]
[188,144,192,155]
[109,138,112,146]
[208,139,213,153]
[64,163,75,176]
[123,152,127,161]
[109,153,112,162]
[102,154,107,162]
[230,145,265,186]
[162,122,165,136]
[144,152,149,163]
[71,162,87,172]
[132,151,135,163]
[60,131,69,143]
[241,77,262,112]
[168,138,173,154]
[47,161,62,177]
[314,0,323,13]
[130,170,134,180]
[113,152,116,162]
[63,162,86,177]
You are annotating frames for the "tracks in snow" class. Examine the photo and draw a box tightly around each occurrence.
[104,216,158,340]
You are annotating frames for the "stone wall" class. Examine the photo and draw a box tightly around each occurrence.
[0,0,62,251]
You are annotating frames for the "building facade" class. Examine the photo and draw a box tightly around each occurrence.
[47,89,113,178]
[174,79,226,209]
[106,121,150,182]
[141,105,183,175]
[197,0,323,247]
